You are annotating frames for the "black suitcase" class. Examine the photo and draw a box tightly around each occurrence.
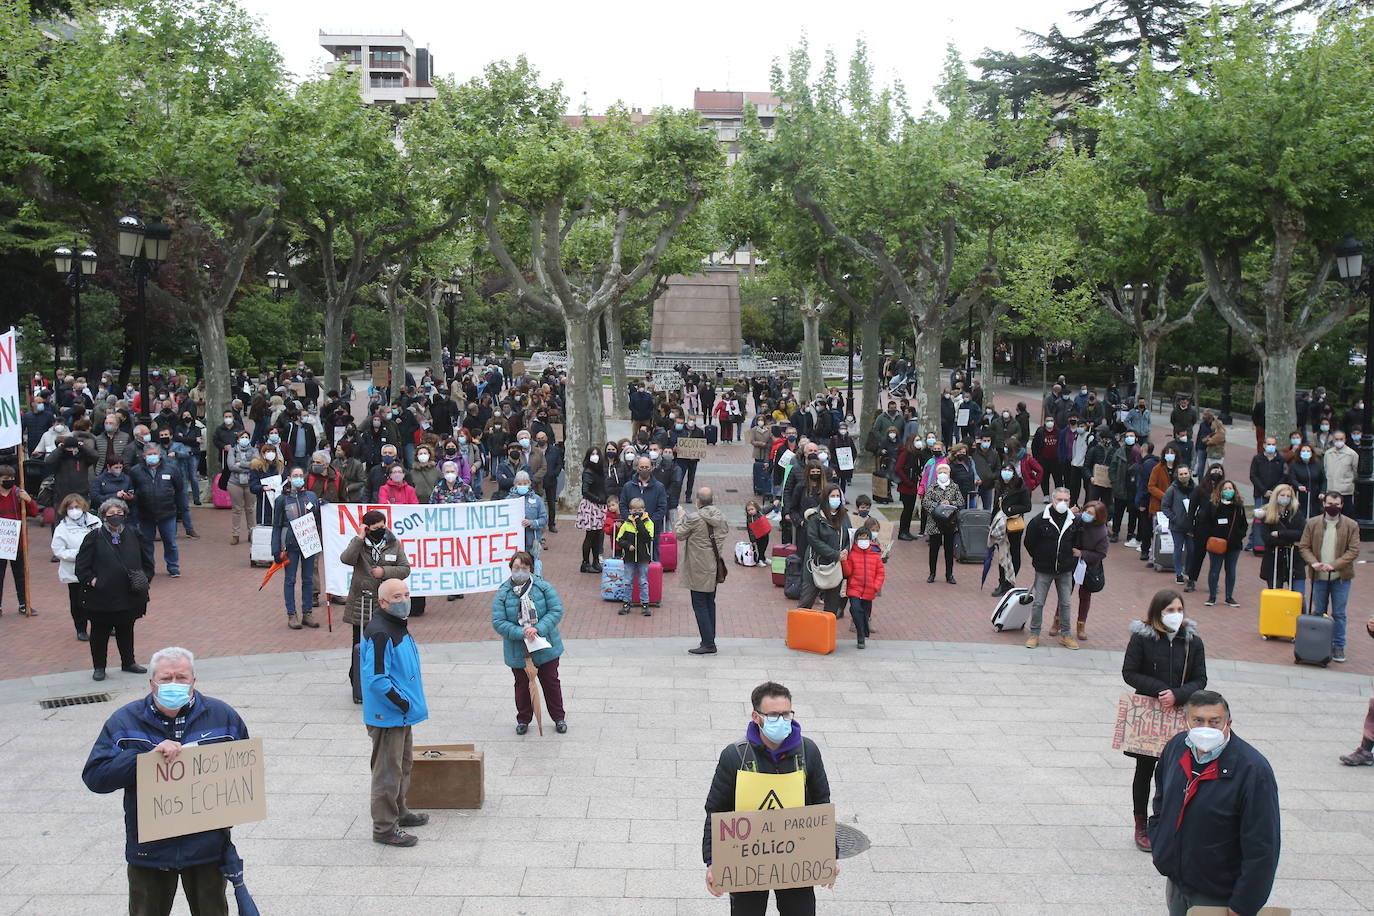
[705,425,718,445]
[753,460,772,495]
[955,508,992,564]
[783,553,803,600]
[1294,579,1334,666]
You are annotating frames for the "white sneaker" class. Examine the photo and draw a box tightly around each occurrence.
[1124,538,1140,549]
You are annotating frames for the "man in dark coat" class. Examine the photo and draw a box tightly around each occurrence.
[128,445,187,577]
[1149,690,1280,916]
[1023,488,1080,650]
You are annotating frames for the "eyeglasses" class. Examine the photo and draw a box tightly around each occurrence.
[755,710,796,723]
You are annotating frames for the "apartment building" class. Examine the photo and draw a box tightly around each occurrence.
[692,89,781,164]
[319,29,437,106]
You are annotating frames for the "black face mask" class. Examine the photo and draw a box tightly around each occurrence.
[366,528,386,542]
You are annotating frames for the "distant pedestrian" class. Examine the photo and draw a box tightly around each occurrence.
[1023,487,1080,650]
[676,487,730,656]
[51,493,100,641]
[75,498,153,681]
[1298,491,1359,663]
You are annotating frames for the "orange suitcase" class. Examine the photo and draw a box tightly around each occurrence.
[787,608,836,655]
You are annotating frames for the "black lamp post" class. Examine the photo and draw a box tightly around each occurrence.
[117,212,172,419]
[841,274,855,409]
[1335,235,1373,533]
[53,243,97,374]
[266,268,289,302]
[443,270,462,355]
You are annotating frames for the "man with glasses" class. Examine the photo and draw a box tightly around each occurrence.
[702,681,836,914]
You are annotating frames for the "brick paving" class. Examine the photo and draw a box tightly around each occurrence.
[3,381,1373,681]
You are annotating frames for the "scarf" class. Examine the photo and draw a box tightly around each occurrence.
[514,578,537,626]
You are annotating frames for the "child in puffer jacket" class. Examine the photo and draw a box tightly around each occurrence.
[841,526,886,649]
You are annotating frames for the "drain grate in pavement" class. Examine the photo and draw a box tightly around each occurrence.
[836,823,871,859]
[38,692,111,710]
[725,488,738,493]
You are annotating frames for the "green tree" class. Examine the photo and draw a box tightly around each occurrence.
[67,286,123,376]
[1001,238,1099,397]
[1095,10,1374,436]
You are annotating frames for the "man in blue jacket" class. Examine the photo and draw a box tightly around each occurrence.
[620,456,668,561]
[271,468,323,630]
[1149,689,1280,916]
[129,444,188,578]
[82,646,249,915]
[360,577,430,847]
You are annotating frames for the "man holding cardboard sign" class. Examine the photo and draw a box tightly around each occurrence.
[82,646,252,916]
[702,681,838,914]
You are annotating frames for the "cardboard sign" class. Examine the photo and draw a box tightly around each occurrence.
[136,738,266,842]
[676,437,707,461]
[956,407,971,427]
[258,474,282,508]
[0,329,18,449]
[333,426,347,446]
[0,517,19,560]
[1111,693,1189,758]
[289,381,306,398]
[290,513,321,558]
[512,359,526,378]
[710,803,837,894]
[835,447,854,471]
[322,499,524,596]
[371,360,390,388]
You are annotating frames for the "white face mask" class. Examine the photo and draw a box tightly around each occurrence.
[936,473,950,486]
[1161,611,1184,632]
[1053,500,1069,513]
[416,453,430,464]
[66,507,84,521]
[443,472,458,483]
[1187,726,1227,755]
[263,451,276,461]
[589,453,600,464]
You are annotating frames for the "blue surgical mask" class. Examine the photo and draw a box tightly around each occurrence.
[514,484,529,495]
[828,496,842,510]
[155,682,191,709]
[268,433,280,444]
[145,454,160,466]
[386,599,411,619]
[1081,511,1095,523]
[289,476,304,488]
[1125,436,1136,446]
[1000,469,1013,482]
[760,717,792,744]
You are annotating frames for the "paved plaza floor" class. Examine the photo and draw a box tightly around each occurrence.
[1,639,1372,914]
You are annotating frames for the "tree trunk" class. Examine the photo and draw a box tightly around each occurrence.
[858,310,882,444]
[561,312,606,510]
[800,307,823,399]
[979,320,997,405]
[604,307,629,417]
[322,302,346,395]
[1261,348,1299,442]
[192,307,232,478]
[1135,335,1159,411]
[388,295,407,402]
[910,320,942,435]
[423,293,444,381]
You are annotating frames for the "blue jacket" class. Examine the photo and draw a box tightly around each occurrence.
[359,611,428,728]
[493,459,530,499]
[270,486,321,556]
[629,388,654,421]
[518,490,547,550]
[82,692,249,868]
[491,576,565,667]
[1149,732,1280,916]
[1136,455,1161,508]
[129,461,187,522]
[89,471,134,515]
[620,475,668,529]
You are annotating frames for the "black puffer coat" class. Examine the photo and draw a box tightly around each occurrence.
[1122,618,1207,703]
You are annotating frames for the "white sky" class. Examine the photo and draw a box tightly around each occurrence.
[238,0,1077,111]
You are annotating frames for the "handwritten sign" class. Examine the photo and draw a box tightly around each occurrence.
[322,500,524,596]
[136,738,266,842]
[675,437,707,461]
[371,360,390,389]
[258,474,282,508]
[0,517,19,560]
[1112,693,1188,758]
[290,513,321,558]
[835,447,854,471]
[709,803,837,894]
[0,329,18,449]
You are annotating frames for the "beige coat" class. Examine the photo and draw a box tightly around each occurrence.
[1298,513,1360,581]
[750,423,773,461]
[1323,444,1358,495]
[340,531,411,626]
[674,505,730,593]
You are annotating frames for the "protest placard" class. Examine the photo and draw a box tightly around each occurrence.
[371,360,390,389]
[1111,693,1189,758]
[136,738,266,843]
[956,407,971,428]
[0,517,19,560]
[322,499,524,596]
[0,329,19,449]
[675,437,707,461]
[835,447,854,471]
[258,474,282,508]
[710,803,837,894]
[290,514,321,558]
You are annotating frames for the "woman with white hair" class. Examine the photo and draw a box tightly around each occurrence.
[514,470,547,576]
[75,498,154,681]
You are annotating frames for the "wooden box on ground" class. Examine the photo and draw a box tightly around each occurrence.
[406,744,484,809]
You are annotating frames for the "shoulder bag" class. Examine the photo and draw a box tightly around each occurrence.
[931,502,960,528]
[1206,509,1238,555]
[709,533,729,585]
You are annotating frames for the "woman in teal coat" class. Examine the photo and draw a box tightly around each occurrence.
[491,550,567,735]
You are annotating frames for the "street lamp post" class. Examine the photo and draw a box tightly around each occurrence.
[443,270,462,355]
[266,268,289,302]
[53,243,98,374]
[841,274,855,410]
[1336,236,1374,534]
[117,213,172,419]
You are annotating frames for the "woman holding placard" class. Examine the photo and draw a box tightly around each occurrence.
[1121,588,1207,853]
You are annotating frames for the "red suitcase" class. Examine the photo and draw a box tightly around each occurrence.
[770,544,797,588]
[659,532,678,572]
[630,561,663,605]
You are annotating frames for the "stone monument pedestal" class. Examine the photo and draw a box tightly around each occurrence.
[650,269,741,355]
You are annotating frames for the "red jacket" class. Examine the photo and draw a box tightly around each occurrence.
[841,546,886,600]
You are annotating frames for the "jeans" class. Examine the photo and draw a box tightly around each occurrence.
[625,561,650,604]
[978,487,995,510]
[1170,532,1194,580]
[1206,549,1239,601]
[176,455,201,505]
[283,546,315,616]
[1029,570,1073,636]
[139,516,179,575]
[690,589,718,647]
[1310,577,1352,651]
[127,863,227,916]
[1164,879,1229,916]
[849,596,872,640]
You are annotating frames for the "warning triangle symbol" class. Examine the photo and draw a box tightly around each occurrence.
[758,789,785,810]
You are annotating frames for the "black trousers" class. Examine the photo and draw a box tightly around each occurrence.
[899,492,918,534]
[0,553,25,607]
[68,581,88,634]
[89,616,135,670]
[1133,755,1158,817]
[1067,465,1086,505]
[128,862,227,916]
[581,530,602,565]
[730,886,816,915]
[928,531,955,577]
[1041,461,1065,495]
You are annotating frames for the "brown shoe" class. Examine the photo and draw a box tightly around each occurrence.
[1025,635,1039,649]
[1077,621,1086,641]
[1133,815,1152,852]
[287,614,303,630]
[301,611,320,629]
[230,535,240,545]
[1059,634,1080,650]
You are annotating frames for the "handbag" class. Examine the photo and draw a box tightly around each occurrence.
[1083,561,1105,593]
[710,535,729,585]
[931,503,960,528]
[809,556,843,589]
[1006,514,1026,533]
[1206,511,1238,555]
[127,568,150,596]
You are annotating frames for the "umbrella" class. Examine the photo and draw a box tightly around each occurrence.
[524,656,544,736]
[256,557,288,591]
[220,841,260,916]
